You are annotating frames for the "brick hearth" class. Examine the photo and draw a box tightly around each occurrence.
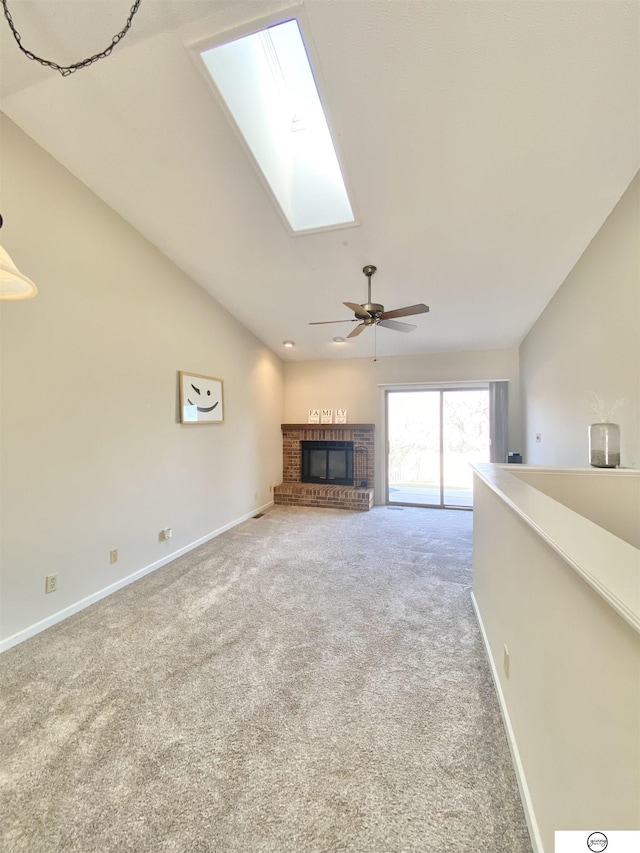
[274,424,375,511]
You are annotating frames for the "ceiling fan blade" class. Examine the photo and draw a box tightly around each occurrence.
[380,303,430,320]
[309,319,357,325]
[378,319,417,333]
[347,323,367,338]
[343,301,371,320]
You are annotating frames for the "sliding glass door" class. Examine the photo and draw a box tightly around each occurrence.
[386,388,490,508]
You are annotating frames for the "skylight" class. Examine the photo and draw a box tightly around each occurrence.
[199,19,355,233]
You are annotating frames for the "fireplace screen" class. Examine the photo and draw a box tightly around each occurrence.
[301,441,354,485]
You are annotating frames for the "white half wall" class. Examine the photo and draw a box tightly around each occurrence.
[284,349,521,504]
[0,114,284,644]
[472,469,640,853]
[520,171,640,468]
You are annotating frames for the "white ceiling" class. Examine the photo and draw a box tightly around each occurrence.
[1,0,638,361]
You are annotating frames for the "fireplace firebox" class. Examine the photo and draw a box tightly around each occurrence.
[301,441,354,486]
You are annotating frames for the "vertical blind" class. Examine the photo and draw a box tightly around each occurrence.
[489,381,509,463]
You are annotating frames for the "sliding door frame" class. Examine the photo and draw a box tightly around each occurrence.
[383,382,490,510]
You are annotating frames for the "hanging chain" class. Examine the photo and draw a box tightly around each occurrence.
[1,0,142,77]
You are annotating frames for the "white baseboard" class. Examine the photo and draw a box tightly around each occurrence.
[0,501,274,654]
[470,591,545,853]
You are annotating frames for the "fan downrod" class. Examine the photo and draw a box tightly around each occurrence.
[362,264,382,316]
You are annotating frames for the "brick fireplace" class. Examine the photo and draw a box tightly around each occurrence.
[274,424,375,511]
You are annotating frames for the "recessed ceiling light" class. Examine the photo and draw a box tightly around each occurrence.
[283,340,295,348]
[332,336,346,343]
[199,19,355,234]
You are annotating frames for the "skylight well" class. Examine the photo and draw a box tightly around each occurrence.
[200,19,355,233]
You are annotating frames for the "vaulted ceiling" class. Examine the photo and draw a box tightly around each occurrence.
[1,0,638,361]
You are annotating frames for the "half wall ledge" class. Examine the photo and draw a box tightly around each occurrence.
[472,462,640,631]
[470,463,640,852]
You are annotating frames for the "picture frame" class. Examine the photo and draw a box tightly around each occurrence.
[179,372,224,424]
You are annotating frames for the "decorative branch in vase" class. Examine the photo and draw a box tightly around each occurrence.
[585,392,624,468]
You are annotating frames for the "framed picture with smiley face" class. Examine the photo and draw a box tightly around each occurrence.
[179,372,224,424]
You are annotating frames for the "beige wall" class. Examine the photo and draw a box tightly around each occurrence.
[284,349,521,503]
[0,115,284,644]
[520,172,640,469]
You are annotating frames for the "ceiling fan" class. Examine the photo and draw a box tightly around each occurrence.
[309,265,429,338]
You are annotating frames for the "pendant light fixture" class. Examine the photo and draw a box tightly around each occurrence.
[1,0,142,77]
[0,215,37,300]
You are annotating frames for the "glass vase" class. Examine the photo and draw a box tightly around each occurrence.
[589,422,620,468]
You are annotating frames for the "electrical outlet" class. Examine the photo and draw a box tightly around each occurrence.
[110,549,118,565]
[45,574,58,594]
[160,528,172,542]
[503,645,510,679]
[535,433,542,443]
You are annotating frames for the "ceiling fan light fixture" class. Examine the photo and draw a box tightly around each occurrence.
[332,336,346,343]
[0,243,37,300]
[309,263,429,337]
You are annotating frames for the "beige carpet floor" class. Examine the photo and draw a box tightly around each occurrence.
[0,505,532,852]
